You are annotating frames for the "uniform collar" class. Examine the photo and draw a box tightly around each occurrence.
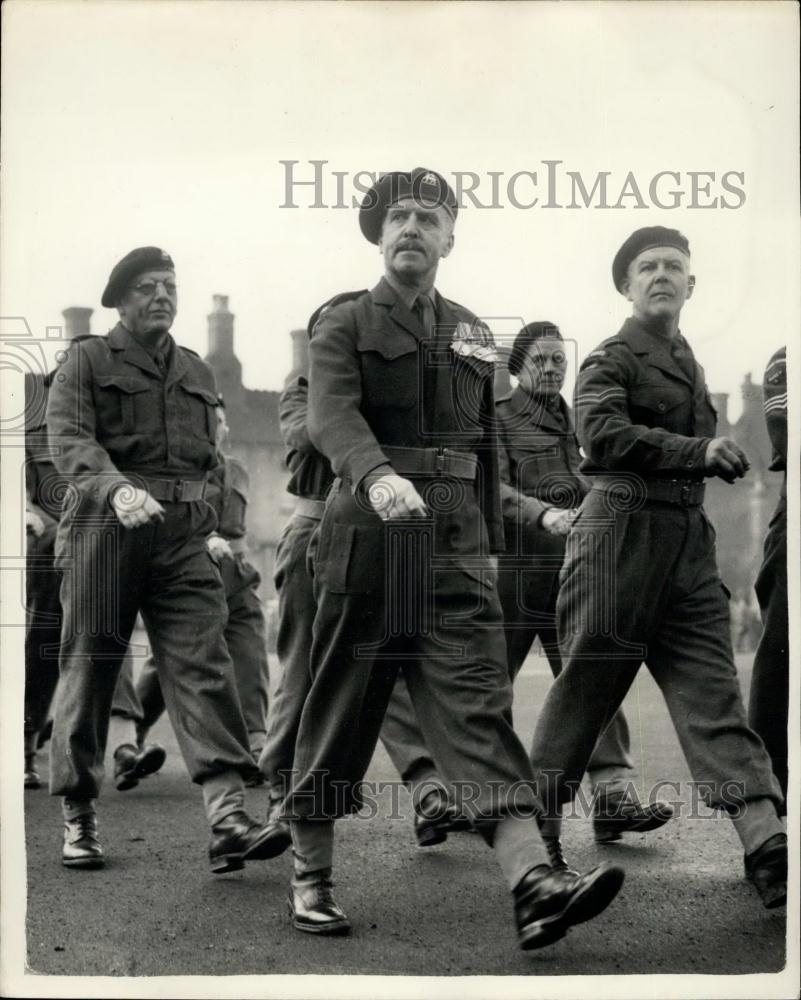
[617,315,695,387]
[107,322,186,383]
[371,276,443,341]
[511,384,572,432]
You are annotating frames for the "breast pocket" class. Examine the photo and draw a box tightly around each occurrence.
[94,375,152,436]
[629,381,688,429]
[358,332,418,410]
[176,381,218,441]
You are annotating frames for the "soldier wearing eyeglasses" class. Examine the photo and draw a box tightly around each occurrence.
[46,246,289,873]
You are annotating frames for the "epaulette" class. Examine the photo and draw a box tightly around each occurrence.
[181,346,201,358]
[307,290,369,338]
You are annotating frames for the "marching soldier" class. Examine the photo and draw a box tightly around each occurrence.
[529,226,787,909]
[46,246,289,872]
[281,168,624,948]
[748,347,788,809]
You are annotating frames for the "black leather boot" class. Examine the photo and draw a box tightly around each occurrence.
[514,861,625,950]
[744,833,787,909]
[208,810,291,874]
[593,790,674,843]
[288,869,351,935]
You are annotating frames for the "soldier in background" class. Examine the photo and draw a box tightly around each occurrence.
[112,396,272,788]
[529,226,787,909]
[46,246,288,872]
[748,346,788,810]
[24,365,69,789]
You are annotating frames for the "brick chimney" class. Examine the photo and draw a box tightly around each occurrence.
[205,294,243,407]
[62,306,93,340]
[207,294,234,356]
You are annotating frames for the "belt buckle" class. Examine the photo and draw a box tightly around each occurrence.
[174,480,185,501]
[435,448,446,474]
[679,482,691,506]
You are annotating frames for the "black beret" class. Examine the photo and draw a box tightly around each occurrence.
[359,168,458,245]
[612,227,690,293]
[508,321,562,376]
[101,246,175,307]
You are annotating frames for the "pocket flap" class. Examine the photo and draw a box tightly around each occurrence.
[95,374,150,394]
[358,329,417,361]
[629,382,685,414]
[178,381,219,405]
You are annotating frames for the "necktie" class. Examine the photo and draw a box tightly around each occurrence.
[413,293,436,337]
[414,293,445,433]
[670,337,695,385]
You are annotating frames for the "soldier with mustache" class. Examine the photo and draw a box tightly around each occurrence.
[281,169,625,949]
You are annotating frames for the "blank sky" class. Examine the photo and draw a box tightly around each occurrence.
[2,0,798,416]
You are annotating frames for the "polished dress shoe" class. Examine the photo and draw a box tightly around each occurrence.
[24,754,42,790]
[113,742,166,792]
[208,810,292,874]
[593,790,674,843]
[745,833,787,909]
[514,862,625,950]
[288,869,351,936]
[62,813,105,870]
[414,787,462,847]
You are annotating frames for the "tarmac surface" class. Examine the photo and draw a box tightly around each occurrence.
[23,652,787,981]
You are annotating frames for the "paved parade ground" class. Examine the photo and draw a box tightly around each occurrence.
[23,653,787,982]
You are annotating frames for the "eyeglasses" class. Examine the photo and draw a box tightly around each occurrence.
[129,279,178,297]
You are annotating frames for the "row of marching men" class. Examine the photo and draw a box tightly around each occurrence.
[24,172,789,953]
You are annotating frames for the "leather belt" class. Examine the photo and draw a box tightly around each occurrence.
[132,476,207,502]
[382,446,478,480]
[295,497,327,520]
[593,476,705,507]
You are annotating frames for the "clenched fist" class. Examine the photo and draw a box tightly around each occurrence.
[704,437,750,484]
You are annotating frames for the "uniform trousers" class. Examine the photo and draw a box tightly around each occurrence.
[25,521,63,748]
[380,537,636,798]
[263,510,450,809]
[111,553,270,749]
[530,490,783,825]
[50,497,258,800]
[749,494,789,808]
[282,481,541,841]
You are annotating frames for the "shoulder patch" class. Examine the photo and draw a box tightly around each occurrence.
[307,290,369,338]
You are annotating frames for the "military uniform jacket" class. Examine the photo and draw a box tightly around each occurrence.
[46,323,219,505]
[497,387,590,535]
[206,454,250,540]
[279,375,335,502]
[307,277,504,552]
[25,372,62,526]
[573,316,716,476]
